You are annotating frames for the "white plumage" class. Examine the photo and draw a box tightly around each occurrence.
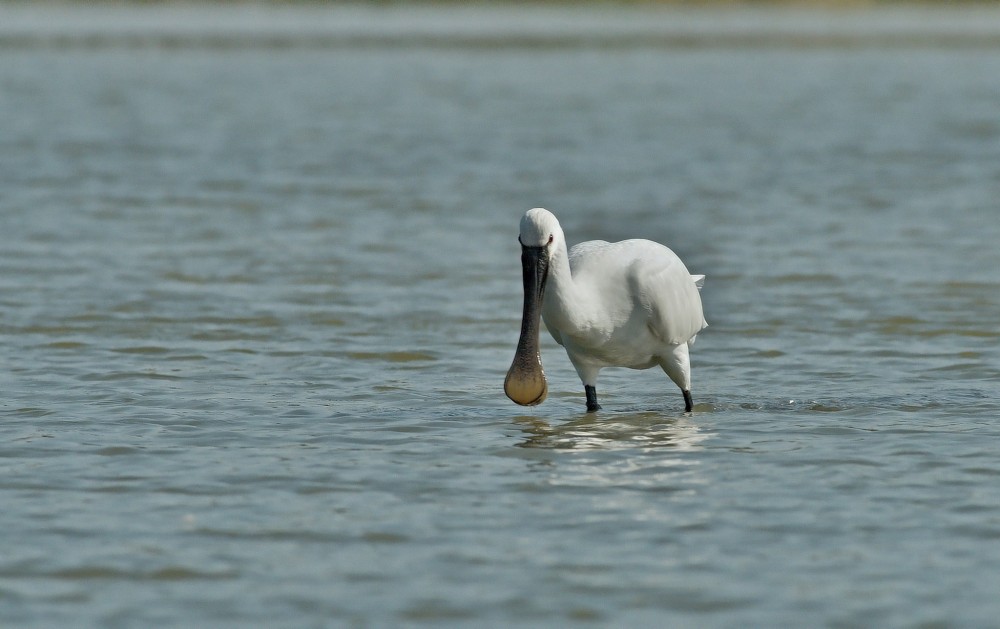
[505,208,707,412]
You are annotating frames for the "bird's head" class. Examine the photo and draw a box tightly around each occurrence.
[505,208,563,407]
[519,207,562,250]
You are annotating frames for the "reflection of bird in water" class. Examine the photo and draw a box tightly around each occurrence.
[505,208,707,413]
[513,413,710,451]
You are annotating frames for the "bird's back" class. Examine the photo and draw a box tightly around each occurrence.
[569,239,706,346]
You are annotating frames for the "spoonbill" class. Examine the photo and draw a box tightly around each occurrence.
[504,208,707,413]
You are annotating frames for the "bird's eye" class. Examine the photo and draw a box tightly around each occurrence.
[547,234,554,245]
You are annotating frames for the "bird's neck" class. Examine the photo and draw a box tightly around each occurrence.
[543,246,593,334]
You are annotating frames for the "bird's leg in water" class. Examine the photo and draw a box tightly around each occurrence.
[683,390,693,413]
[585,385,601,412]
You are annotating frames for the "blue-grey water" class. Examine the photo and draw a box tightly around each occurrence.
[3,4,1000,627]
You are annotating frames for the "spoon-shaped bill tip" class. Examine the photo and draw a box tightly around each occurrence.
[506,240,549,407]
[504,362,548,406]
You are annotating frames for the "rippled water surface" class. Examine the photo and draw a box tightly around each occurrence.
[3,5,1000,627]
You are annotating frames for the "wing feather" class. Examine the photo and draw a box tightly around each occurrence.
[567,239,707,346]
[629,245,707,345]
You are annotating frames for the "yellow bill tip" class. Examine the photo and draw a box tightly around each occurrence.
[504,365,548,406]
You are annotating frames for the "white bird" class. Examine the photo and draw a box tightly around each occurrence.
[504,208,707,412]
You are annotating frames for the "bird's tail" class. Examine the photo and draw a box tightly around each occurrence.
[689,275,706,347]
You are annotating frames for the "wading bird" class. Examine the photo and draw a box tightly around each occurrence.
[504,208,707,412]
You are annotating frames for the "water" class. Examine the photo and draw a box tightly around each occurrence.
[2,4,1000,627]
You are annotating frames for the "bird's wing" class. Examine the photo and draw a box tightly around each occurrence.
[629,244,707,345]
[568,239,707,345]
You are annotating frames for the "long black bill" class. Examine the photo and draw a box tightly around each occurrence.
[504,244,549,406]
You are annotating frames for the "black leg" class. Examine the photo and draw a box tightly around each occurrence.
[585,385,601,412]
[683,390,693,413]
